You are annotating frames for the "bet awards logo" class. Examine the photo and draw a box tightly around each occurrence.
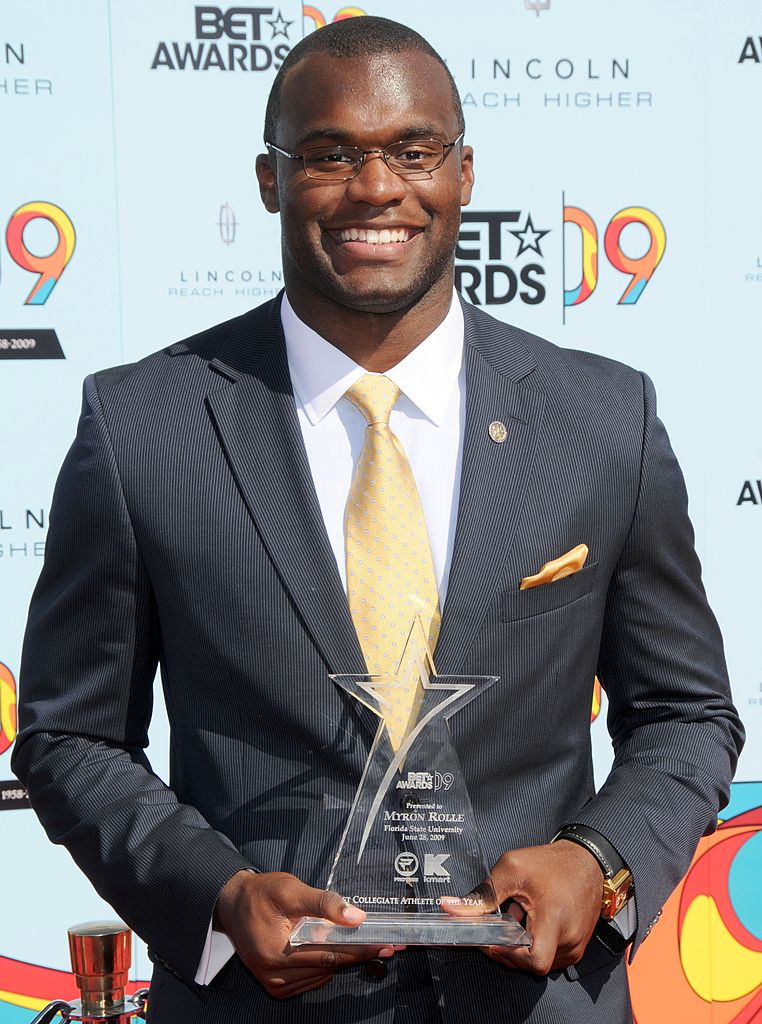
[737,480,762,506]
[738,36,762,64]
[456,201,666,320]
[395,770,454,791]
[456,210,549,307]
[303,6,366,31]
[151,6,293,72]
[0,201,74,359]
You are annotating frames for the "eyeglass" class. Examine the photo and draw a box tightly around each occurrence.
[265,133,464,181]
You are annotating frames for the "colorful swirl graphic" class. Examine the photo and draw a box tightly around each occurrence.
[629,782,762,1024]
[303,5,366,31]
[563,206,598,307]
[0,956,147,1020]
[0,662,17,756]
[5,201,76,306]
[332,6,366,19]
[603,207,666,305]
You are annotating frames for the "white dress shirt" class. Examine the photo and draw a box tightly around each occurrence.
[195,291,466,983]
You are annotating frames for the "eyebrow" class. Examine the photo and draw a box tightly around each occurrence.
[294,123,448,147]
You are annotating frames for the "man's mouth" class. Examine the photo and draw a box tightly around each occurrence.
[331,227,420,245]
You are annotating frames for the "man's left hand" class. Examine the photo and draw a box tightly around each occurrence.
[481,840,604,975]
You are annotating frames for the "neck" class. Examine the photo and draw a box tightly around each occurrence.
[283,274,454,372]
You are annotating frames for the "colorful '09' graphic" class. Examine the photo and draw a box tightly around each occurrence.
[564,205,666,308]
[5,202,76,306]
[303,5,367,31]
[0,662,17,756]
[564,206,598,306]
[604,207,667,305]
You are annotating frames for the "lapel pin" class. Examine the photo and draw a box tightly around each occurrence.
[488,421,507,444]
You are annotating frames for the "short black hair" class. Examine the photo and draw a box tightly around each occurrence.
[264,16,465,144]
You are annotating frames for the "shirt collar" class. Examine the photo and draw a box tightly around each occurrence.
[281,290,464,427]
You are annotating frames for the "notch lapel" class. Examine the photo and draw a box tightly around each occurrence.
[435,307,546,674]
[205,301,365,678]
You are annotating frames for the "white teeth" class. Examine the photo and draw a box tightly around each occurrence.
[338,227,411,243]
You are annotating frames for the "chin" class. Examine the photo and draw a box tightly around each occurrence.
[316,269,441,315]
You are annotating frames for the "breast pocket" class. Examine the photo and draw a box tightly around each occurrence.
[500,561,598,622]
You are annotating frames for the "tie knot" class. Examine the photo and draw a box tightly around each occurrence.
[345,374,401,426]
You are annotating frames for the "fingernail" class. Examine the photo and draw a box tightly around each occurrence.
[378,946,395,957]
[342,905,365,924]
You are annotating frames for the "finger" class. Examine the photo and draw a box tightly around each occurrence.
[490,854,527,908]
[304,888,367,929]
[264,971,334,1000]
[504,899,527,925]
[484,943,569,974]
[438,881,495,917]
[278,942,396,971]
[488,907,562,976]
[266,967,334,988]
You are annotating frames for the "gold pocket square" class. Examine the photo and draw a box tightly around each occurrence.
[519,543,589,591]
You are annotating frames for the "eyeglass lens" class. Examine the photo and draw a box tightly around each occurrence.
[302,140,446,178]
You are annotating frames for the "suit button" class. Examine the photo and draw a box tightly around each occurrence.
[364,959,389,979]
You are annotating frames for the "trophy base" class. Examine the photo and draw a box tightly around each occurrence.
[290,913,531,948]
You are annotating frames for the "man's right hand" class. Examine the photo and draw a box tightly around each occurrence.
[213,869,396,1000]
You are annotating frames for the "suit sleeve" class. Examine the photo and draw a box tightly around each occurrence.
[11,374,252,986]
[571,372,744,956]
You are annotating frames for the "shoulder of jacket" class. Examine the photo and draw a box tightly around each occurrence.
[463,298,646,397]
[90,296,280,398]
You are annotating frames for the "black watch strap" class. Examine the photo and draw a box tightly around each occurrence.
[552,823,626,879]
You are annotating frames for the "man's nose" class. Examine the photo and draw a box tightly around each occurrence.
[344,152,407,205]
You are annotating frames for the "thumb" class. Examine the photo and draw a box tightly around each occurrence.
[303,885,366,927]
[490,852,525,907]
[439,879,497,917]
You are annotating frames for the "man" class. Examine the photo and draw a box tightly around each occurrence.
[13,16,742,1024]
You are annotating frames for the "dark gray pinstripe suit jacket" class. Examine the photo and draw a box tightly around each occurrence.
[14,295,743,1023]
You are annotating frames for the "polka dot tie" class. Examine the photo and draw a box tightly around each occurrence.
[344,374,441,751]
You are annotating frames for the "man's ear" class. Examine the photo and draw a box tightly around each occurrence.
[255,153,280,213]
[460,145,475,208]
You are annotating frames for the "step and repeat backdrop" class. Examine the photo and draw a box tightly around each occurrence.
[1,1,760,1021]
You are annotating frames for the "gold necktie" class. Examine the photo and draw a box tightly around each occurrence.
[344,374,441,750]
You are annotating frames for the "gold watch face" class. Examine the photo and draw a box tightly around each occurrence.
[601,868,633,920]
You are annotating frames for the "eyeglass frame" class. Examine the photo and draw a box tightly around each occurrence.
[264,132,465,181]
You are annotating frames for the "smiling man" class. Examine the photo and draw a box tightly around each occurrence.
[14,15,742,1024]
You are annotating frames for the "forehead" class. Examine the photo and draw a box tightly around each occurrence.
[276,50,459,146]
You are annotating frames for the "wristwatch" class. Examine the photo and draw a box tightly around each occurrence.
[552,823,634,920]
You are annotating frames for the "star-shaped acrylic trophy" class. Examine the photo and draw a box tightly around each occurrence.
[291,620,531,948]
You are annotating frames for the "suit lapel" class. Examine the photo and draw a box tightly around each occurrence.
[435,305,546,675]
[203,297,544,685]
[205,299,365,678]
